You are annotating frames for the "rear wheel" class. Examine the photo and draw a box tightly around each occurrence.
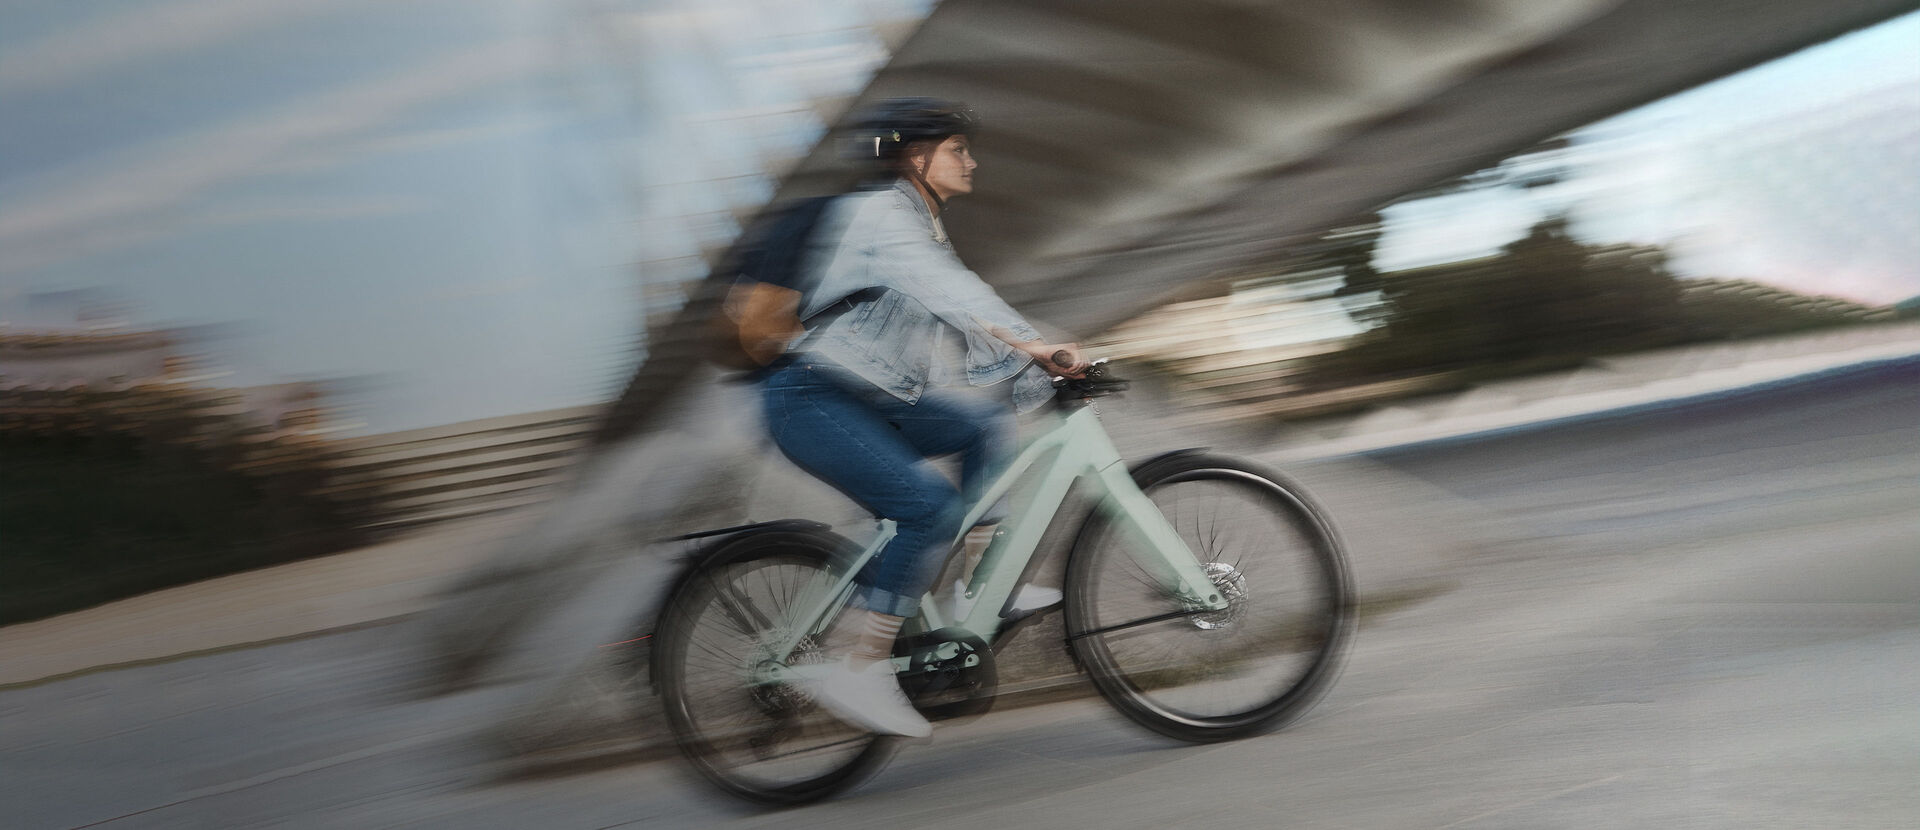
[1065,453,1353,742]
[651,528,894,805]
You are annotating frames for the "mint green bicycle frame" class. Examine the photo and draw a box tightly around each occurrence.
[755,401,1229,683]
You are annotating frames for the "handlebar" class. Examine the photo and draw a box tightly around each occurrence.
[1051,357,1127,402]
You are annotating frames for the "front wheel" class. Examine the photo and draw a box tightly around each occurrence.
[1065,453,1354,742]
[651,527,894,805]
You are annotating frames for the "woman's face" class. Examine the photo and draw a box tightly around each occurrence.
[912,135,976,201]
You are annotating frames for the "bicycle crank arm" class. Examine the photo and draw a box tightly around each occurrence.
[751,657,915,687]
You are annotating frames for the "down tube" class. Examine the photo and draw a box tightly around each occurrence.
[954,442,1082,638]
[1091,463,1229,611]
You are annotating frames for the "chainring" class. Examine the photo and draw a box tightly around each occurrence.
[893,628,999,723]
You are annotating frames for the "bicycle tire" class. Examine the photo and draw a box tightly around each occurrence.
[651,527,895,805]
[1065,452,1354,742]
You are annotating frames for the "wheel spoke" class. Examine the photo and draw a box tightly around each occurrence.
[708,569,772,634]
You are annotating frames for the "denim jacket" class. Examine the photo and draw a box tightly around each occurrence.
[796,179,1055,413]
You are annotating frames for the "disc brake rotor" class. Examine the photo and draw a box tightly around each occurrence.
[1191,562,1248,630]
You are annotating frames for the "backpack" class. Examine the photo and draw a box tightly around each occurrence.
[708,195,839,370]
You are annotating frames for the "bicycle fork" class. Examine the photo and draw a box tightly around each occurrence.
[1090,461,1232,611]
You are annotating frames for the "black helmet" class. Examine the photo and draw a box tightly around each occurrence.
[844,97,978,165]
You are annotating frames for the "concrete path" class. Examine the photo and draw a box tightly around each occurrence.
[0,515,527,687]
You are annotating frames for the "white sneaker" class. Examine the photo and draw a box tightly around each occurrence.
[948,580,1063,619]
[802,656,931,738]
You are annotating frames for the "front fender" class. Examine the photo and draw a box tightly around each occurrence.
[1123,447,1212,485]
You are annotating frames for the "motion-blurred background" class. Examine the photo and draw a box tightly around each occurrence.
[3,0,1913,623]
[2,2,1916,827]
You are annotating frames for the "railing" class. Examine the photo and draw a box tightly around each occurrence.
[324,406,602,531]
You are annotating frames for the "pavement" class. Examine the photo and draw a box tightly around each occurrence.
[0,515,530,688]
[3,322,1915,690]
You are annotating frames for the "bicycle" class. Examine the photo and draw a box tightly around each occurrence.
[646,359,1354,805]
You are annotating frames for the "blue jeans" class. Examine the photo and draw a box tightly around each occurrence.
[763,360,1015,617]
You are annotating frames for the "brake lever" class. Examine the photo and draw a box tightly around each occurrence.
[1049,358,1111,383]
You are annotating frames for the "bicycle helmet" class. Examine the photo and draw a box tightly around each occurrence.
[844,97,979,167]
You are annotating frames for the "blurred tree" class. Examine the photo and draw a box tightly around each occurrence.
[1291,132,1891,396]
[1678,279,1894,337]
[0,386,376,624]
[1319,214,1687,381]
[1321,212,1388,325]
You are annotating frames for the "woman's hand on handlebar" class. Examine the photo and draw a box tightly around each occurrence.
[1024,341,1089,377]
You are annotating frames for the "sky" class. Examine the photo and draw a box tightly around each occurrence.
[0,0,913,432]
[1,2,1914,432]
[0,0,630,430]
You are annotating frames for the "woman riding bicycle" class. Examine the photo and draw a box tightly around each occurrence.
[762,98,1088,737]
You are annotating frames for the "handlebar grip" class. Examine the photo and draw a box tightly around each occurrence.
[1052,350,1072,368]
